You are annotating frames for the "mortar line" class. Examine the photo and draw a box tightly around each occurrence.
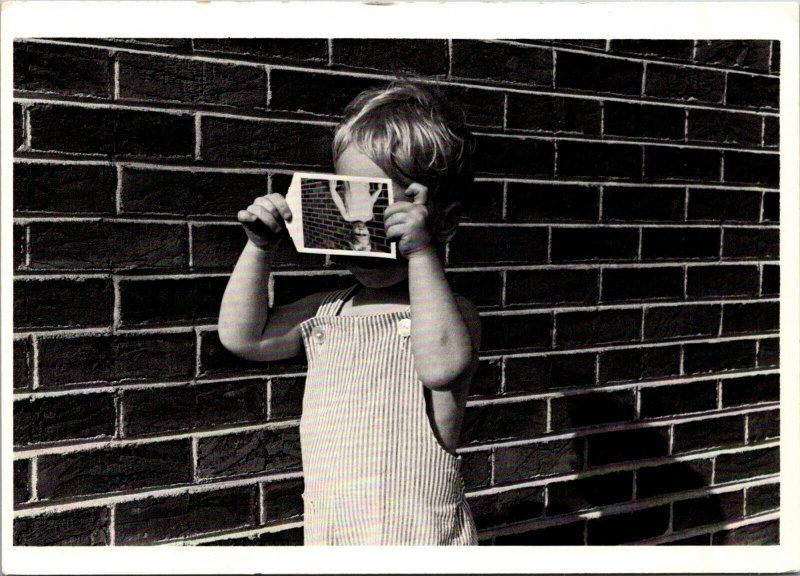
[691,40,699,62]
[113,56,120,100]
[768,41,774,73]
[30,336,39,390]
[327,39,333,66]
[258,481,267,525]
[112,277,121,333]
[641,61,647,97]
[761,117,766,148]
[109,505,116,546]
[446,39,452,79]
[176,521,305,546]
[30,456,39,501]
[24,224,31,268]
[265,66,272,109]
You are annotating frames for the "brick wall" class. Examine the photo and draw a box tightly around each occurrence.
[12,38,779,546]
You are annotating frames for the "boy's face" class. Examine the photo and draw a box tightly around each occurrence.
[334,145,409,288]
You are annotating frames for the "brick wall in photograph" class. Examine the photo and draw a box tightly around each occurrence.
[12,38,779,546]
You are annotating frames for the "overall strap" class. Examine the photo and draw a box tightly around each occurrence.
[313,284,359,318]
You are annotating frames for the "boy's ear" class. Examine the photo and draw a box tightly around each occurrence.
[434,201,461,244]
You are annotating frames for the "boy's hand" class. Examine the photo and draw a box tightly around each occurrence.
[384,183,434,258]
[237,193,292,252]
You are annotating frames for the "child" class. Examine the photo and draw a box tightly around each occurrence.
[329,180,385,251]
[218,82,480,546]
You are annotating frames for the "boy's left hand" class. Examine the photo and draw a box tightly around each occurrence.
[384,183,434,258]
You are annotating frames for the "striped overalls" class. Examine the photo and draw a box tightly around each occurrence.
[298,286,478,545]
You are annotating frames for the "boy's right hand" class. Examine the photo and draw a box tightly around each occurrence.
[237,193,293,251]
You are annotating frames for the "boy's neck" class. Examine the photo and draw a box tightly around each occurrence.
[356,281,410,306]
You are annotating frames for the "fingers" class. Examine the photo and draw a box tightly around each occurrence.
[243,203,283,233]
[265,193,293,222]
[384,200,412,218]
[404,183,428,206]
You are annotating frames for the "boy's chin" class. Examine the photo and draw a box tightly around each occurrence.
[332,255,408,287]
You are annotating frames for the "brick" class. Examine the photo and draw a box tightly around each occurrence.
[446,271,503,309]
[468,487,544,529]
[722,302,778,335]
[645,146,721,182]
[118,277,229,327]
[771,41,780,74]
[14,393,115,446]
[587,505,670,544]
[763,116,778,147]
[506,94,601,135]
[269,70,379,116]
[198,329,307,379]
[715,447,779,483]
[28,105,194,157]
[480,313,552,354]
[262,478,304,522]
[122,168,267,217]
[673,491,744,530]
[14,162,117,214]
[506,269,599,307]
[14,460,31,505]
[122,380,266,437]
[37,332,195,387]
[192,39,327,63]
[28,221,187,272]
[116,486,259,544]
[723,228,779,259]
[713,519,778,545]
[37,440,192,500]
[726,73,779,109]
[14,103,24,150]
[683,339,757,375]
[14,507,110,545]
[746,483,779,515]
[598,345,681,384]
[637,459,712,498]
[461,451,492,489]
[762,192,779,222]
[724,151,779,187]
[556,51,642,95]
[333,39,448,75]
[14,223,26,271]
[645,64,725,103]
[468,359,502,397]
[505,352,596,393]
[748,410,779,442]
[604,102,685,140]
[761,264,779,296]
[202,527,304,546]
[459,181,503,222]
[550,390,636,431]
[441,86,505,129]
[551,40,605,49]
[473,135,554,177]
[493,438,584,483]
[672,415,746,454]
[547,471,633,515]
[602,186,685,222]
[118,53,265,108]
[14,42,110,97]
[452,40,551,85]
[641,227,721,259]
[602,266,684,302]
[694,41,771,72]
[448,226,548,265]
[506,183,599,222]
[272,275,355,306]
[555,309,641,348]
[757,338,779,368]
[558,141,643,179]
[551,227,639,262]
[196,427,301,478]
[13,338,32,390]
[14,278,113,330]
[200,116,333,167]
[722,374,779,407]
[663,533,712,545]
[269,376,305,420]
[687,265,760,299]
[687,109,763,146]
[643,304,721,341]
[460,399,547,444]
[494,520,585,545]
[190,224,243,271]
[613,40,694,59]
[586,426,669,466]
[639,380,718,418]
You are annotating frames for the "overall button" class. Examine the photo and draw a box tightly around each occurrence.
[397,318,411,338]
[312,326,325,344]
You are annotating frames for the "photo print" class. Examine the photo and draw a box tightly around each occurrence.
[285,172,396,259]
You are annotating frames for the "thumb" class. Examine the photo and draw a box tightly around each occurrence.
[404,183,428,206]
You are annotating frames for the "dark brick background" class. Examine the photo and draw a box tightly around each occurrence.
[12,38,779,546]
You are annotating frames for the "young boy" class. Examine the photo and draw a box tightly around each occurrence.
[218,81,480,545]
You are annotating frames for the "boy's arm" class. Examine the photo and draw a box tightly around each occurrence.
[218,240,325,362]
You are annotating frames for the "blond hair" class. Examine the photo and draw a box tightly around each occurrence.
[332,81,473,209]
